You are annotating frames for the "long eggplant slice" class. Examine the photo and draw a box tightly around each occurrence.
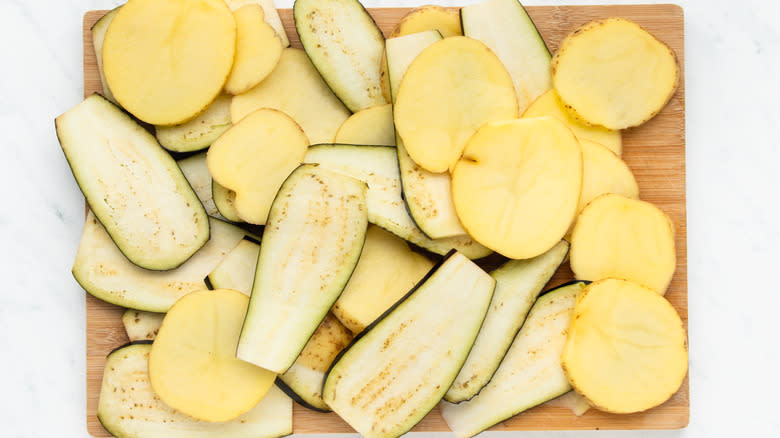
[294,0,387,112]
[323,251,495,438]
[461,0,552,113]
[304,144,492,259]
[277,313,353,412]
[212,180,244,223]
[237,164,367,373]
[98,343,292,438]
[440,281,587,438]
[177,152,221,218]
[73,212,246,312]
[56,94,209,270]
[121,310,164,341]
[445,240,569,403]
[207,238,260,295]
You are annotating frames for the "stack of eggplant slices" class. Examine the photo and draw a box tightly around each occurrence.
[57,0,687,436]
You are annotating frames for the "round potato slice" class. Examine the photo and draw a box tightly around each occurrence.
[551,18,678,129]
[576,139,638,217]
[394,36,519,173]
[207,108,309,225]
[334,104,395,146]
[451,117,582,259]
[522,89,622,156]
[149,289,276,422]
[562,278,688,413]
[570,194,676,294]
[389,5,462,38]
[103,0,236,125]
[224,4,283,95]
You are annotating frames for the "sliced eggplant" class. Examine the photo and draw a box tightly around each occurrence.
[294,0,387,112]
[461,0,552,113]
[212,180,243,223]
[323,251,495,438]
[98,343,292,438]
[303,144,492,259]
[207,238,260,295]
[440,281,587,438]
[73,212,246,312]
[155,94,232,153]
[177,152,221,218]
[121,309,163,341]
[91,7,120,103]
[56,94,209,270]
[445,240,569,403]
[237,164,367,373]
[277,313,353,412]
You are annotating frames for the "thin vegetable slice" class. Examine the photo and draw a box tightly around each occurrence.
[294,0,387,112]
[523,89,622,156]
[91,7,120,103]
[545,391,591,416]
[394,36,519,173]
[303,144,492,259]
[277,313,353,412]
[207,238,259,295]
[73,212,246,312]
[389,5,462,38]
[177,152,221,218]
[56,94,209,270]
[445,241,569,403]
[562,278,688,413]
[440,281,586,438]
[334,104,395,146]
[207,108,308,225]
[212,181,243,223]
[149,289,276,422]
[323,251,495,438]
[332,225,434,333]
[103,0,236,125]
[551,17,679,129]
[99,343,292,438]
[576,139,638,218]
[156,94,232,153]
[121,310,163,341]
[451,117,582,259]
[461,0,552,113]
[224,4,283,95]
[387,30,466,239]
[225,0,290,47]
[237,164,367,373]
[570,194,676,294]
[231,48,350,144]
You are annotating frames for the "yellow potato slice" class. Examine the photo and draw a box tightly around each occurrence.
[561,278,688,413]
[394,37,519,173]
[570,194,676,294]
[523,90,622,156]
[155,94,232,153]
[207,108,308,224]
[334,104,395,146]
[224,5,282,95]
[231,48,351,144]
[103,0,236,125]
[149,289,276,422]
[389,5,462,38]
[332,225,434,333]
[551,18,679,129]
[225,0,290,47]
[451,117,582,259]
[576,139,638,218]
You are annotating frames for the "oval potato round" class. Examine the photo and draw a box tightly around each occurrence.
[576,139,638,217]
[224,4,283,95]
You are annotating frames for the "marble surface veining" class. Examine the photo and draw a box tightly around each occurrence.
[1,0,779,436]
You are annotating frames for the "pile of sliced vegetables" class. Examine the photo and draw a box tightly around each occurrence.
[59,0,686,436]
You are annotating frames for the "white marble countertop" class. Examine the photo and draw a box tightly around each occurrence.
[1,0,779,436]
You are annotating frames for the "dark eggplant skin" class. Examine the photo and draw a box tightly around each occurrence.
[274,378,332,413]
[106,340,154,358]
[459,0,551,56]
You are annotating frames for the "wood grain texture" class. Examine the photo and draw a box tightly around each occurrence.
[83,4,687,436]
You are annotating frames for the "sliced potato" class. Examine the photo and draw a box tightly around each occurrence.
[332,225,434,333]
[570,194,676,294]
[212,181,243,223]
[389,5,462,38]
[156,94,232,153]
[103,0,236,125]
[334,104,395,146]
[225,0,290,47]
[561,278,688,413]
[551,18,679,129]
[394,36,518,172]
[91,7,120,103]
[149,289,276,422]
[545,391,592,416]
[207,108,308,225]
[576,139,638,219]
[523,90,622,156]
[207,239,259,295]
[452,117,582,259]
[224,5,283,95]
[121,309,163,341]
[231,48,351,144]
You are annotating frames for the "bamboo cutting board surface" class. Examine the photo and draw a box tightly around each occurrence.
[83,4,687,436]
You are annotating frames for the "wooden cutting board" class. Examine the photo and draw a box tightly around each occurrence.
[82,4,687,436]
